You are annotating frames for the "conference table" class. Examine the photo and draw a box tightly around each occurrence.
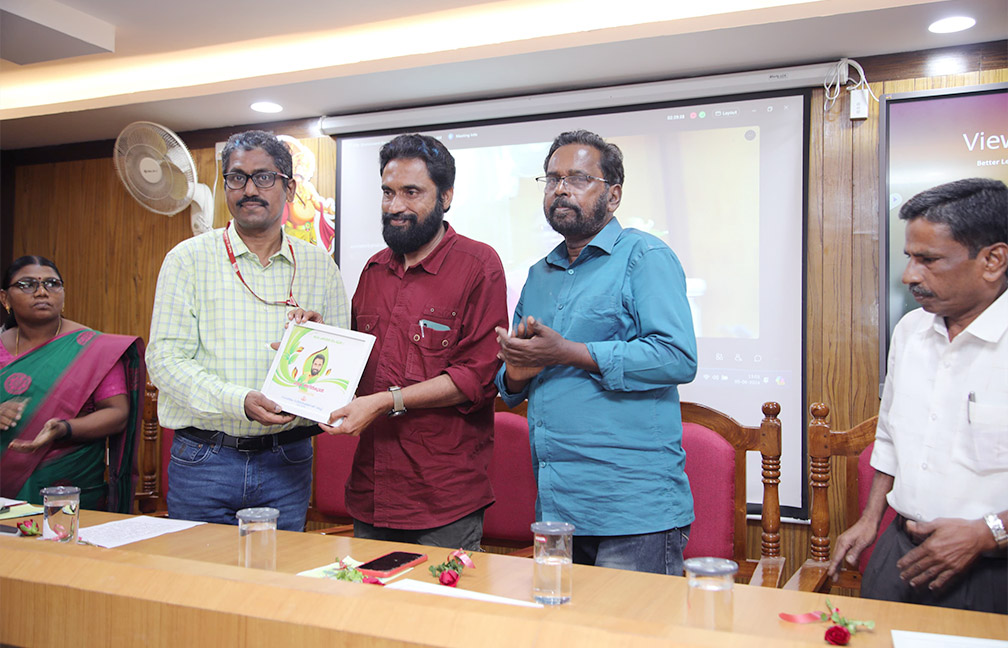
[1,511,1005,647]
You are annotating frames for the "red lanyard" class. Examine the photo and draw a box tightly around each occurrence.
[223,222,299,308]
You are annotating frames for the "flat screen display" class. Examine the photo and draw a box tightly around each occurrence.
[881,84,1008,374]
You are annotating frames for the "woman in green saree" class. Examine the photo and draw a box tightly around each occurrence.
[0,256,144,513]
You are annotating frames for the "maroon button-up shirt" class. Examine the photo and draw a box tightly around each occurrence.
[345,223,508,529]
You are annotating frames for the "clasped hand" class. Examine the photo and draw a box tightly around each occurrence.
[495,316,565,382]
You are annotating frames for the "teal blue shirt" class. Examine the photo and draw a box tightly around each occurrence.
[496,218,697,535]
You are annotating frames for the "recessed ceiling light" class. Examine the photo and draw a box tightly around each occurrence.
[928,16,976,33]
[251,101,283,113]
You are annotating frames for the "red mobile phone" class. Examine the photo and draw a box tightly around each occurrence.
[356,551,427,578]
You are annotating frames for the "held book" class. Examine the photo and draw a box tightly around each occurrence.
[261,321,375,424]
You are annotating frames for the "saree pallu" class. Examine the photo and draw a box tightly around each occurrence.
[0,330,145,513]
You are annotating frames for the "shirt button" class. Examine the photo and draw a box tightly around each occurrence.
[451,311,456,316]
[558,304,564,310]
[539,462,546,468]
[413,334,420,341]
[930,413,937,421]
[537,377,543,385]
[441,339,448,347]
[429,308,435,313]
[365,324,371,331]
[536,420,543,427]
[943,360,951,368]
[921,462,927,470]
[568,269,574,275]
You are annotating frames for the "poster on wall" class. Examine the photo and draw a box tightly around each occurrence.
[880,83,1008,379]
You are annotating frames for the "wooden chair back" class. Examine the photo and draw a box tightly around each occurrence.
[784,403,883,593]
[681,401,784,587]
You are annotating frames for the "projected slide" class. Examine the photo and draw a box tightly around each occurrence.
[338,92,807,513]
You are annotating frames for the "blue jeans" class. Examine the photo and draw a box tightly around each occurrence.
[573,526,691,575]
[167,434,313,532]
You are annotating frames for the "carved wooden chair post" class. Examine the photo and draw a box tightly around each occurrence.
[135,379,161,513]
[784,403,882,593]
[681,400,785,587]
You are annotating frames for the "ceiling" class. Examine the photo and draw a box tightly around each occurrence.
[0,0,1005,150]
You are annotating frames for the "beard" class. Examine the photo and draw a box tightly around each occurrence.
[382,200,445,256]
[545,191,609,239]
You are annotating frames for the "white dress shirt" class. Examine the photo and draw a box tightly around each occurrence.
[872,288,1008,522]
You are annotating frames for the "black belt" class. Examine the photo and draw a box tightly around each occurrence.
[176,425,320,452]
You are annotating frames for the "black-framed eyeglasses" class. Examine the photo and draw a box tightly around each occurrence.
[9,278,64,293]
[535,174,609,192]
[223,171,291,190]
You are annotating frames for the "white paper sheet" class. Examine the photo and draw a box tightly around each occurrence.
[385,578,544,608]
[79,516,205,548]
[892,630,1008,648]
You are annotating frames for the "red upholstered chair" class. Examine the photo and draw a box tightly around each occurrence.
[481,411,537,555]
[681,401,785,587]
[309,432,360,535]
[784,403,891,593]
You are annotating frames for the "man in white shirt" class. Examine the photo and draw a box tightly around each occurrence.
[828,178,1007,613]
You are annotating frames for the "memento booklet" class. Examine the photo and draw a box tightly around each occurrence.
[261,321,375,424]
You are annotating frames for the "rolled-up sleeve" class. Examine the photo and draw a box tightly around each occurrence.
[443,256,509,414]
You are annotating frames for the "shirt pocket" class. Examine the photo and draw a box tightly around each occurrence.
[405,306,459,382]
[965,399,1008,473]
[567,294,621,340]
[356,313,380,335]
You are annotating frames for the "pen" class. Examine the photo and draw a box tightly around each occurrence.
[967,391,975,423]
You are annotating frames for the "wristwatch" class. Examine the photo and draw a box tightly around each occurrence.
[388,386,407,417]
[984,513,1008,550]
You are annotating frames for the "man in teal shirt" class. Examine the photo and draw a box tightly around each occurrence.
[495,130,697,574]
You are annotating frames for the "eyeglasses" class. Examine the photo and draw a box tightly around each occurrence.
[9,278,64,293]
[535,174,609,192]
[222,171,291,190]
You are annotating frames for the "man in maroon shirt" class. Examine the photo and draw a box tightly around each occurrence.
[322,134,508,549]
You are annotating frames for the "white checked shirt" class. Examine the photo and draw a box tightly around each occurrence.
[147,226,349,436]
[872,288,1008,522]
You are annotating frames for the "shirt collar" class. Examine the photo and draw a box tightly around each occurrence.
[919,286,1008,343]
[368,222,457,275]
[227,222,295,265]
[546,217,622,268]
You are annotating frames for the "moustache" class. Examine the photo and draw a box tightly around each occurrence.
[382,212,418,225]
[549,198,581,217]
[237,196,268,208]
[908,284,935,299]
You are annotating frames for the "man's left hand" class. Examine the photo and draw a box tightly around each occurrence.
[496,316,573,368]
[897,518,993,590]
[321,393,388,437]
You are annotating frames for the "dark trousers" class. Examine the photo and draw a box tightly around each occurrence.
[353,507,486,551]
[862,516,1007,614]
